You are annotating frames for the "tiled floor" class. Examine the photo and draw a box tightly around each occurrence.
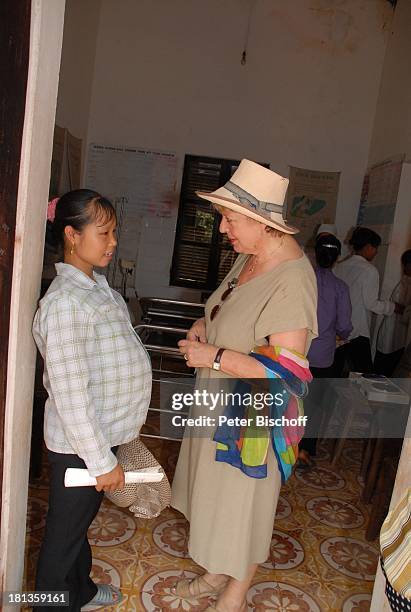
[24,439,378,611]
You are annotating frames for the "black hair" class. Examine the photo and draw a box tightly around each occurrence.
[51,189,116,248]
[401,249,411,266]
[349,227,381,252]
[315,234,341,268]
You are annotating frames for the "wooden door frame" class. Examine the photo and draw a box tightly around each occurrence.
[0,0,65,600]
[0,0,31,523]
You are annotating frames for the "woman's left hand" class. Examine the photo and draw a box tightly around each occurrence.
[178,339,218,368]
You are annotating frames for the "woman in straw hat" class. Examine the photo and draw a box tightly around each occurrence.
[171,159,318,611]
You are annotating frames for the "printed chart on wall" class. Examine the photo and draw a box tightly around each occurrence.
[357,154,405,240]
[286,166,340,247]
[358,155,406,344]
[85,143,178,290]
[357,154,405,277]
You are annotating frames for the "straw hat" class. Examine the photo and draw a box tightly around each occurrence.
[196,159,298,234]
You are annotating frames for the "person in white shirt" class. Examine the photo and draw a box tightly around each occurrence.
[375,249,411,375]
[32,190,152,611]
[334,227,401,374]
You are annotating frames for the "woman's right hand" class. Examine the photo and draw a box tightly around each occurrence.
[187,317,207,343]
[95,463,125,492]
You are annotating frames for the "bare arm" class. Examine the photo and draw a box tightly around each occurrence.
[178,328,308,377]
[362,267,395,316]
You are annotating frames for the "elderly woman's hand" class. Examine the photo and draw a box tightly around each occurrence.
[178,339,218,368]
[186,317,207,343]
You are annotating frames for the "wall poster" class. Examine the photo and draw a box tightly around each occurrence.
[85,142,178,290]
[286,166,340,247]
[357,153,405,279]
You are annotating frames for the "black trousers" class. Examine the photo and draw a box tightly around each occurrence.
[374,348,404,377]
[299,364,336,456]
[334,335,374,375]
[35,451,104,612]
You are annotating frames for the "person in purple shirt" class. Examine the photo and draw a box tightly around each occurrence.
[298,234,352,466]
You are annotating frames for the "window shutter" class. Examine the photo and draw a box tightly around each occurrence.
[170,155,269,291]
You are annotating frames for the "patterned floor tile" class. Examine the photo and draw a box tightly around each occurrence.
[88,504,137,547]
[306,496,365,529]
[294,465,346,491]
[320,537,378,581]
[152,517,190,558]
[24,438,380,611]
[261,530,305,570]
[341,445,363,465]
[247,580,322,611]
[274,494,292,520]
[342,592,372,611]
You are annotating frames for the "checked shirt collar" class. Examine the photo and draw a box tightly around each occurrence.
[55,262,110,291]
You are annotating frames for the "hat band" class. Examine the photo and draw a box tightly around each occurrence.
[224,181,285,218]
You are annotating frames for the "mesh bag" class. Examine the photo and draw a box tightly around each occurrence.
[105,437,171,519]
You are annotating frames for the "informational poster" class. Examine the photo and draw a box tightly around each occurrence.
[357,154,405,243]
[85,142,178,290]
[357,154,405,282]
[86,143,178,217]
[287,166,340,247]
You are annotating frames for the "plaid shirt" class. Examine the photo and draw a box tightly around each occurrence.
[33,263,152,476]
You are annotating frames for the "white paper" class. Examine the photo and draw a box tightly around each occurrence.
[64,467,164,487]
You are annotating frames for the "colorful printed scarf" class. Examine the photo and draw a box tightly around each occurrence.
[214,346,312,482]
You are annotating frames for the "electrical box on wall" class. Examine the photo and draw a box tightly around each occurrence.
[120,259,135,274]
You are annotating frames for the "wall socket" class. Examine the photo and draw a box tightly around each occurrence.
[119,258,135,274]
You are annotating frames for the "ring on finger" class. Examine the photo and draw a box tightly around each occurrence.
[184,353,188,361]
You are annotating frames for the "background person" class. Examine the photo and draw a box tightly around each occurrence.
[375,249,411,376]
[32,190,152,611]
[334,226,400,374]
[170,160,318,612]
[298,234,352,467]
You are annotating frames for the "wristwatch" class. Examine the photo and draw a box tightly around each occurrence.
[212,348,225,371]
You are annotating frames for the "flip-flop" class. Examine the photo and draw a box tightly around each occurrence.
[81,584,123,609]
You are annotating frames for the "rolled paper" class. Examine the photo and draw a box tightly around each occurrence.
[64,467,164,487]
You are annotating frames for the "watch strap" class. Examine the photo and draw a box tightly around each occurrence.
[213,348,225,370]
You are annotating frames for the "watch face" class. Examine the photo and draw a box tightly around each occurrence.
[213,362,221,371]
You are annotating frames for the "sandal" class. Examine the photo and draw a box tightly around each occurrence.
[296,458,315,470]
[296,450,316,470]
[172,574,227,601]
[82,584,123,609]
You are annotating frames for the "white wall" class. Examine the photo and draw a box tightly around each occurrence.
[58,0,394,299]
[368,0,411,167]
[380,163,411,299]
[0,0,65,600]
[55,0,101,180]
[366,0,411,299]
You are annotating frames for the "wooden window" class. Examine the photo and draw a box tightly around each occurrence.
[171,155,268,291]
